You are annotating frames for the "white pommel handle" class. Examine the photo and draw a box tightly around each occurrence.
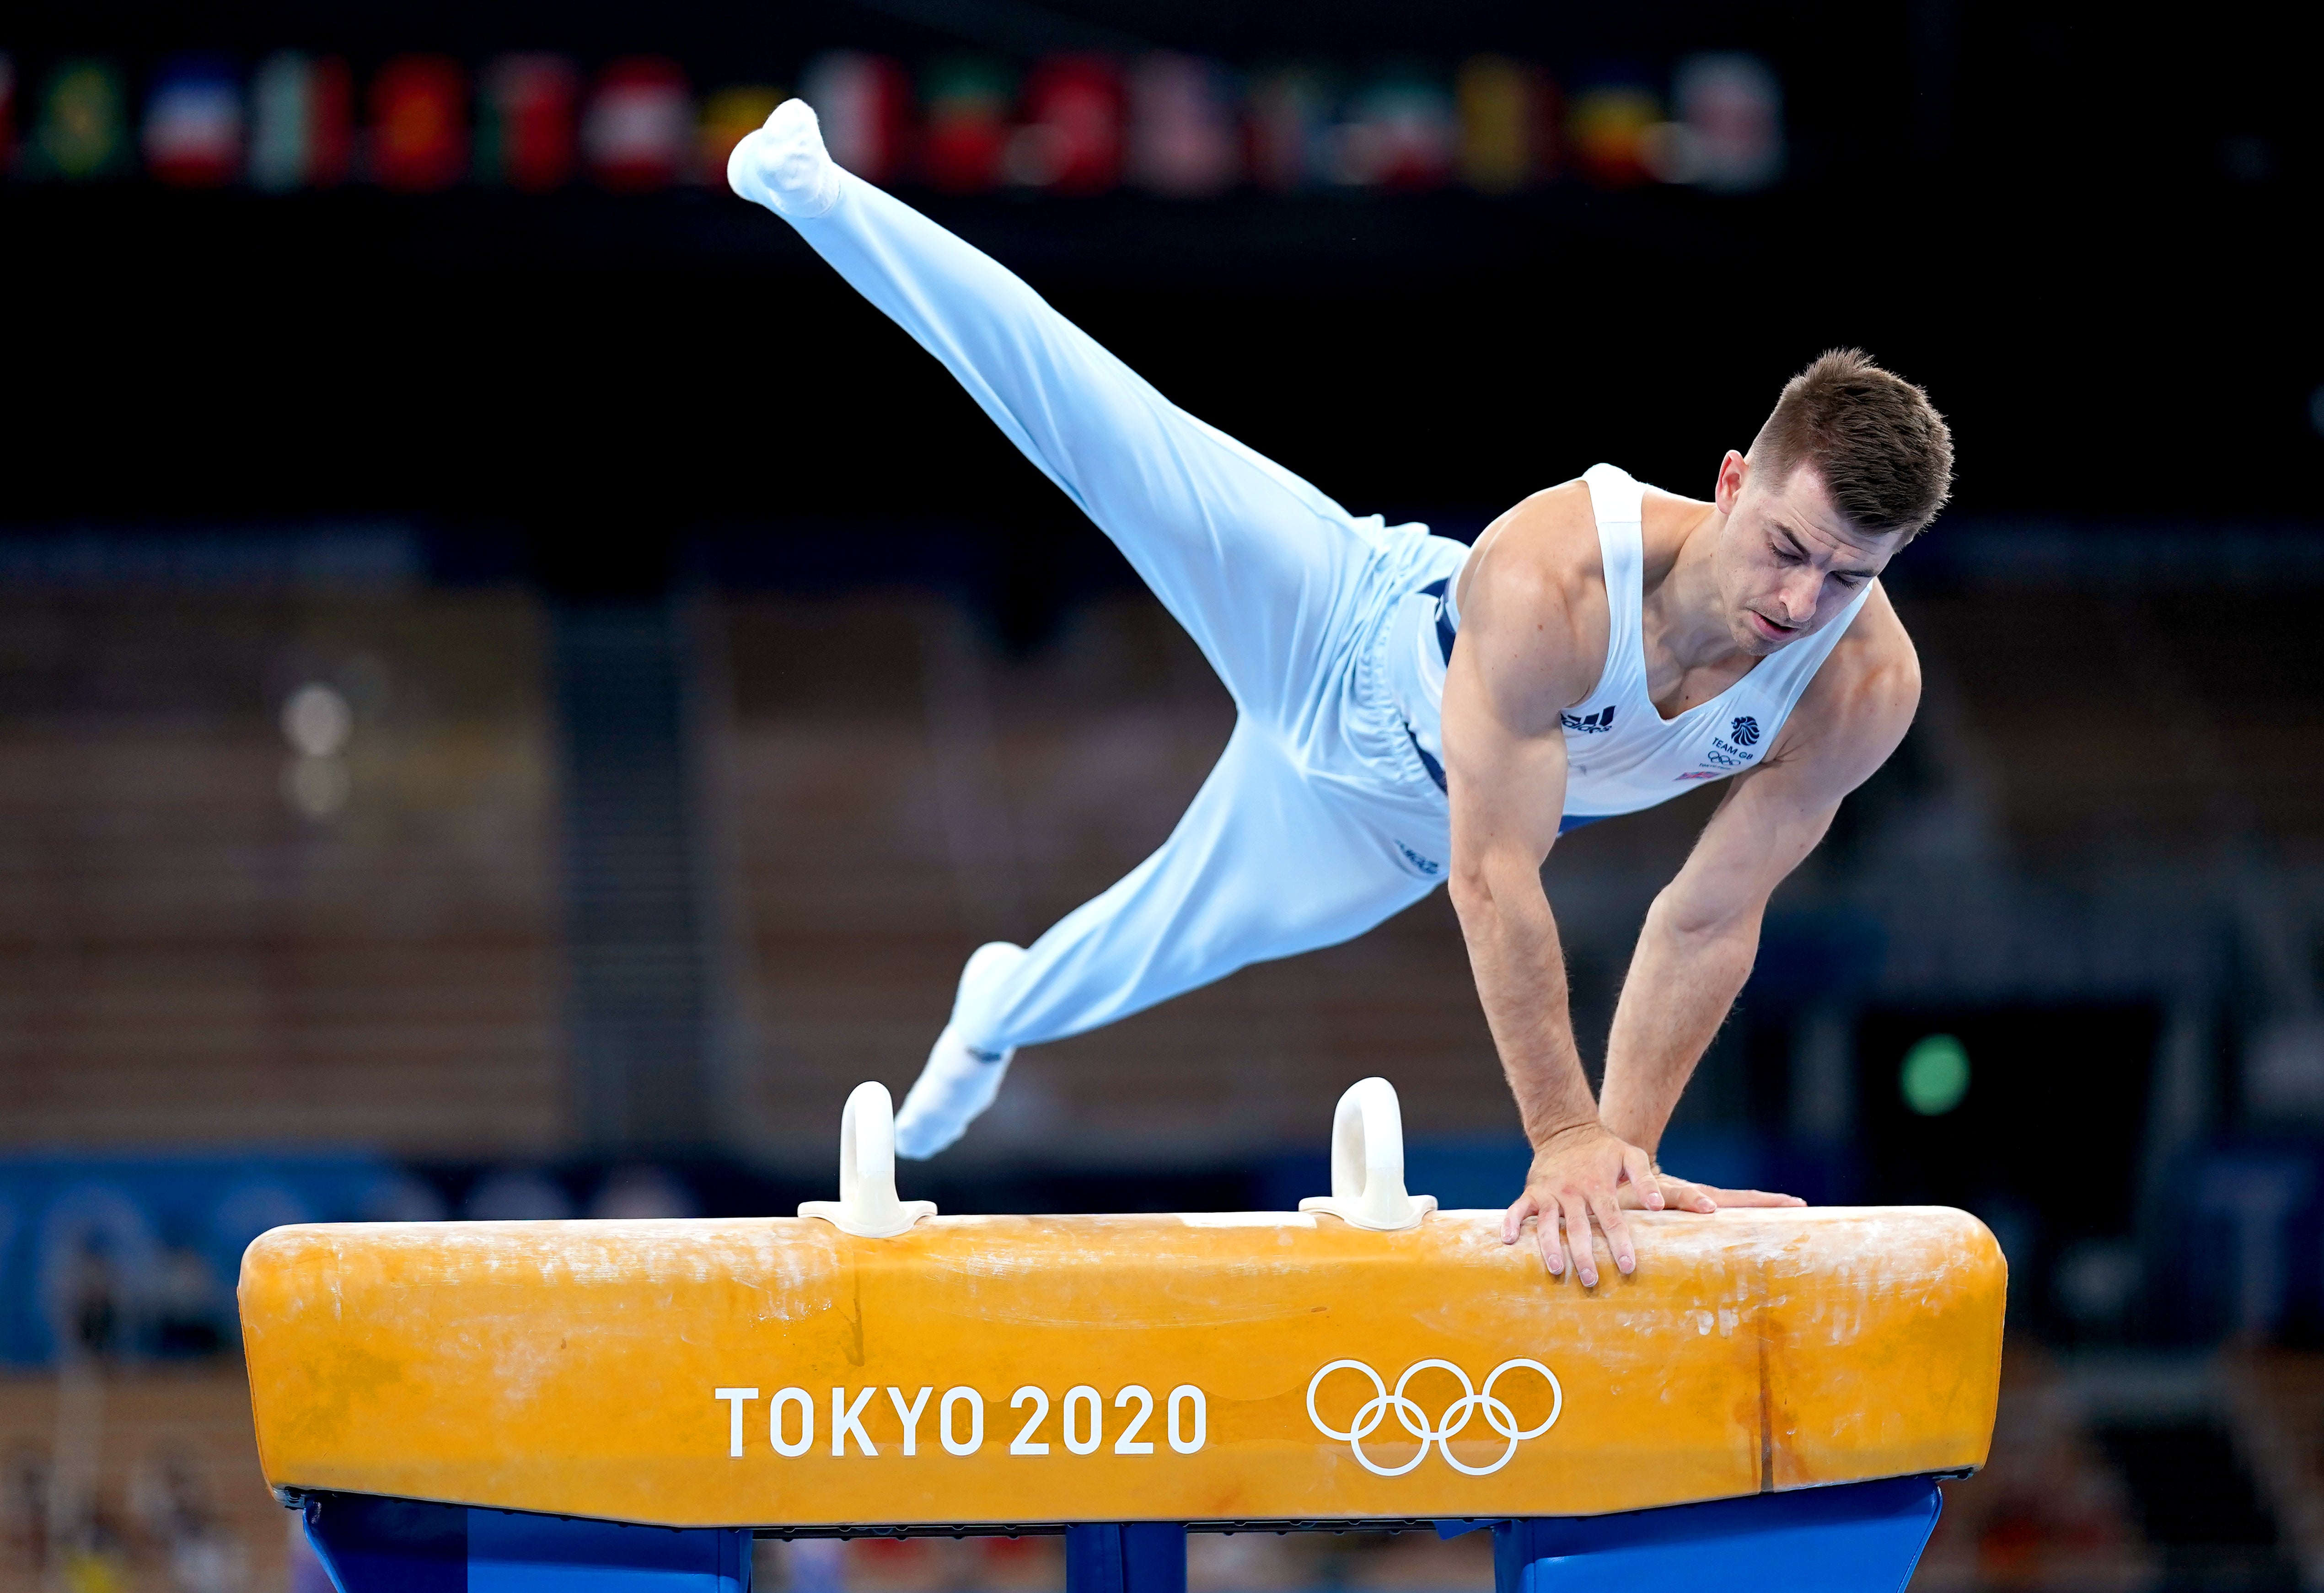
[798,1082,938,1239]
[1298,1077,1437,1232]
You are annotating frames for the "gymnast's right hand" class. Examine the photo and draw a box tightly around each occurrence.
[1501,1121,1659,1287]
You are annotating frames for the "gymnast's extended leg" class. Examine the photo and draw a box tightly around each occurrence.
[729,103,1429,1154]
[729,99,1390,737]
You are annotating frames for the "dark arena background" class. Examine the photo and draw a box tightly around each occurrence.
[2,0,2321,1587]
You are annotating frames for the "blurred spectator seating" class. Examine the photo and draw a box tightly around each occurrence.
[1894,585,2324,867]
[2223,1350,2324,1590]
[0,1363,286,1593]
[0,593,565,1157]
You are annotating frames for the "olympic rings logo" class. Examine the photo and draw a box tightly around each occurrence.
[1305,1359,1562,1477]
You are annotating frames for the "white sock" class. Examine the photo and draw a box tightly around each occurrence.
[894,943,1027,1159]
[727,97,843,220]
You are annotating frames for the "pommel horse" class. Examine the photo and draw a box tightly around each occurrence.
[240,1079,2004,1593]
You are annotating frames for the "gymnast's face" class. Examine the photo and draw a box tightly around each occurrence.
[1710,449,1901,656]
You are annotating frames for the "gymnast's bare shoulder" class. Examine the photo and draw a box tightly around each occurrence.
[1448,479,1611,732]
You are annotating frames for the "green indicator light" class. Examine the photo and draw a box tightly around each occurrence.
[1900,1035,1970,1116]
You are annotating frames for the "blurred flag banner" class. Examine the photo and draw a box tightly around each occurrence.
[0,54,17,176]
[1248,66,1331,191]
[921,55,1011,193]
[700,84,785,183]
[248,52,353,190]
[1569,81,1659,188]
[1456,56,1556,192]
[801,51,912,184]
[0,42,1777,202]
[35,59,129,180]
[1014,53,1122,193]
[1672,53,1784,192]
[1336,70,1457,189]
[1128,53,1239,198]
[370,54,467,191]
[584,56,691,190]
[143,53,244,187]
[479,53,579,191]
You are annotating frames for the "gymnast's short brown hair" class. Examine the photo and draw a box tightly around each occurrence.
[1749,349,1954,539]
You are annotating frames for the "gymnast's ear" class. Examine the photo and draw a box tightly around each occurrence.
[1712,449,1751,514]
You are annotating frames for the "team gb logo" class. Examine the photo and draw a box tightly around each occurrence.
[1729,715,1761,748]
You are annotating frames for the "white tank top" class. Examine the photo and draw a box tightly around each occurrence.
[1383,463,1872,827]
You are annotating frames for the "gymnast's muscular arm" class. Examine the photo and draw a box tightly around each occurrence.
[1440,484,1657,1287]
[1596,590,1921,1191]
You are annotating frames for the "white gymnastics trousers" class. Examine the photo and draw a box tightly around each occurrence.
[772,170,1473,1052]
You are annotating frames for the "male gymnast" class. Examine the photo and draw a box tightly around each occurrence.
[730,101,1952,1285]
